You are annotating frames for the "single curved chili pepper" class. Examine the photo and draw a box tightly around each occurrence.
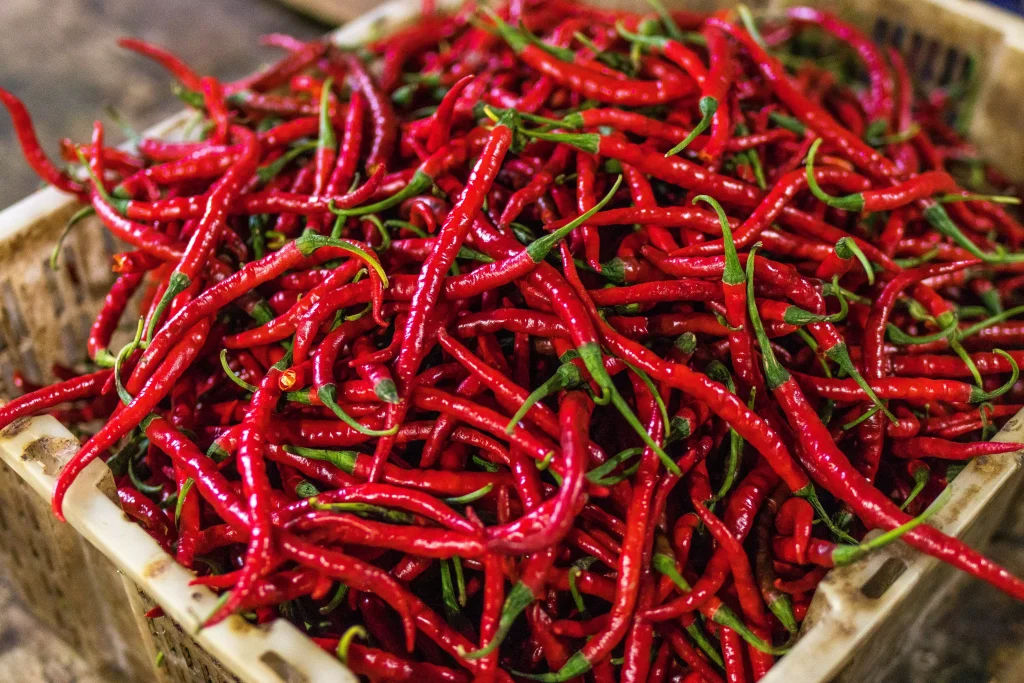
[87,272,145,367]
[0,88,86,196]
[806,140,959,212]
[488,14,695,106]
[203,366,281,627]
[291,511,486,558]
[145,125,261,340]
[339,53,396,175]
[787,7,894,126]
[312,77,338,207]
[117,486,176,553]
[52,319,210,520]
[575,150,602,271]
[792,354,1018,403]
[117,37,204,90]
[117,163,384,221]
[372,111,519,481]
[290,484,478,534]
[698,25,736,162]
[891,436,1024,460]
[228,39,326,95]
[485,391,592,553]
[345,643,470,683]
[427,75,475,154]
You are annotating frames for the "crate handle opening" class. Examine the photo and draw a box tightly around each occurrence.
[860,557,908,599]
[260,650,311,682]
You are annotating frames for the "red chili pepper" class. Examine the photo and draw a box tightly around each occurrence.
[787,8,894,126]
[745,248,1024,599]
[891,436,1024,460]
[485,391,592,553]
[52,319,211,520]
[0,88,85,196]
[227,40,326,95]
[340,53,396,175]
[87,271,144,367]
[117,37,203,90]
[373,111,519,480]
[489,15,695,106]
[575,150,602,271]
[203,366,281,626]
[118,486,176,554]
[427,75,475,154]
[143,125,261,339]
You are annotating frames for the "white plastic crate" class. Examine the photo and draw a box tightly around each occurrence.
[0,0,1023,681]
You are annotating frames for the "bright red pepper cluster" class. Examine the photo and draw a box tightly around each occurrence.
[3,2,1024,681]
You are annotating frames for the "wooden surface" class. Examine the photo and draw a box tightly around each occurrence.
[0,0,325,209]
[0,0,1023,681]
[0,577,105,683]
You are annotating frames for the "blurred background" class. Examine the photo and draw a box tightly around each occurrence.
[0,0,328,208]
[1,1,1023,681]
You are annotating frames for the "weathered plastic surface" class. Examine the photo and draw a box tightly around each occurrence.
[0,0,1023,681]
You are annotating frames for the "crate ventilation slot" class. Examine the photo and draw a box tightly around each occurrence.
[860,557,908,599]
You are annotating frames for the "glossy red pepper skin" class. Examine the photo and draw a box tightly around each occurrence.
[203,367,282,626]
[117,486,176,553]
[117,37,203,90]
[52,319,211,520]
[512,43,695,106]
[340,53,396,175]
[373,117,517,480]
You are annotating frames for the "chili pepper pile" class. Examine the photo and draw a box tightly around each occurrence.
[4,1,1024,681]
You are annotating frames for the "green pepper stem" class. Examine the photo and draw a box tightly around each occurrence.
[834,486,952,566]
[835,237,876,285]
[970,350,1019,402]
[745,246,791,390]
[826,342,897,424]
[50,206,95,270]
[506,363,583,434]
[900,463,930,511]
[461,581,535,660]
[795,484,859,545]
[694,194,742,285]
[332,170,432,218]
[805,139,866,211]
[145,271,191,344]
[666,97,717,157]
[336,625,367,665]
[527,176,622,263]
[318,384,399,436]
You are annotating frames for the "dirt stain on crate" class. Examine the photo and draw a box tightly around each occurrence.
[228,616,256,635]
[143,557,172,580]
[0,416,32,440]
[23,436,79,476]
